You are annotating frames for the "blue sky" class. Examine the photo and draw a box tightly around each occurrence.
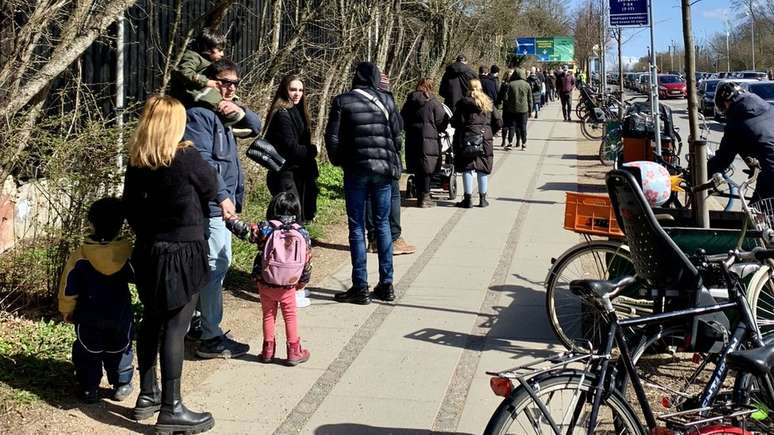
[569,0,735,65]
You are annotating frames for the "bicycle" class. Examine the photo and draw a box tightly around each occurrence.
[547,161,764,350]
[485,169,774,435]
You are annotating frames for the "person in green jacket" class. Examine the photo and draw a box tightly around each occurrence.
[500,68,533,150]
[170,30,244,126]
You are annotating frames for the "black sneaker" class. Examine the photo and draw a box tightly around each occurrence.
[112,383,133,401]
[196,333,250,359]
[334,286,371,305]
[372,283,395,302]
[185,314,203,342]
[80,388,99,404]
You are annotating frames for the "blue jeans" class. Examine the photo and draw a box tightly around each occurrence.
[199,217,231,340]
[462,170,488,195]
[344,173,393,288]
[365,179,401,242]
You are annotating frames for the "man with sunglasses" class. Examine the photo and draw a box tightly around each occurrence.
[184,59,262,359]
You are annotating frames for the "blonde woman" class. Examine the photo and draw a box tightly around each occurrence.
[122,96,217,434]
[452,79,503,208]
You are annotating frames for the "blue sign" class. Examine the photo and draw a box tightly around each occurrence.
[516,37,536,56]
[609,0,648,27]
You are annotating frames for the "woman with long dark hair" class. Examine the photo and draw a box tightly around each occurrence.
[400,78,450,207]
[264,74,319,223]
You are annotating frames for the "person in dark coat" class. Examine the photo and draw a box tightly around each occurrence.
[708,83,774,200]
[556,66,576,121]
[490,64,502,90]
[325,62,403,305]
[478,66,498,103]
[452,79,503,209]
[400,77,451,208]
[439,55,477,112]
[501,68,533,150]
[263,73,319,223]
[527,69,542,118]
[123,96,217,433]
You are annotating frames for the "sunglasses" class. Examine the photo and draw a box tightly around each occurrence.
[218,78,241,88]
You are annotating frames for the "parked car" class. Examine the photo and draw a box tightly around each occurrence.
[638,74,650,94]
[740,81,774,106]
[698,79,720,116]
[732,71,768,81]
[658,74,687,99]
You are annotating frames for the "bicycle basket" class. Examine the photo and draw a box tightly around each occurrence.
[750,198,774,233]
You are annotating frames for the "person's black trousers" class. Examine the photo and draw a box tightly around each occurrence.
[136,295,198,387]
[560,92,572,120]
[513,112,529,146]
[414,173,432,196]
[72,324,134,389]
[267,169,319,223]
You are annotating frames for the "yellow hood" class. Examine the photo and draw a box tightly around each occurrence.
[80,238,132,275]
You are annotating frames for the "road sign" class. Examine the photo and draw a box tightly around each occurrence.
[515,37,574,62]
[609,0,648,27]
[535,38,554,61]
[516,37,535,56]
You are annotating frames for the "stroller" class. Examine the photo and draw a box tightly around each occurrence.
[405,104,458,201]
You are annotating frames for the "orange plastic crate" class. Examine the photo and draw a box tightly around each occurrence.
[563,192,623,237]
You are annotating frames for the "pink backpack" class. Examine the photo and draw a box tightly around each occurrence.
[261,220,308,287]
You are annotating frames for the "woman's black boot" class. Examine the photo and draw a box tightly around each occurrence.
[132,367,161,421]
[455,194,473,209]
[155,378,214,434]
[479,193,489,208]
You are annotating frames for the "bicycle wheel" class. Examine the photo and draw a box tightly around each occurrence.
[546,241,643,352]
[581,119,605,140]
[598,136,620,166]
[746,265,774,340]
[484,374,645,435]
[576,103,587,120]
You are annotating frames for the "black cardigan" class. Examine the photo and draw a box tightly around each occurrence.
[123,147,218,242]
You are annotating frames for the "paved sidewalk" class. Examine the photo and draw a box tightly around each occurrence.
[187,101,582,434]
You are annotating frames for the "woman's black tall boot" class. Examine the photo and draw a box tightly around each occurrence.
[132,366,161,420]
[155,378,214,434]
[455,194,473,209]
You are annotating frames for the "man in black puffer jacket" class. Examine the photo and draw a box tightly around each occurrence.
[708,82,774,200]
[325,62,403,305]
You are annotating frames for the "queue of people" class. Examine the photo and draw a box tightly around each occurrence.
[55,30,579,432]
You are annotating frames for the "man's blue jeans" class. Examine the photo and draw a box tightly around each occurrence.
[344,172,393,288]
[199,217,231,340]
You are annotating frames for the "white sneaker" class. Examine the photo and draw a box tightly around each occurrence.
[296,290,311,308]
[304,288,310,298]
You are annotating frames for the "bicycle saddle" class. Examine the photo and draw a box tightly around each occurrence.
[727,343,774,376]
[570,276,637,301]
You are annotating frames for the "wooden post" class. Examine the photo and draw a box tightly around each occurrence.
[682,0,709,227]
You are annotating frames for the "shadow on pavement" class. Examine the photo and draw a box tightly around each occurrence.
[538,182,607,194]
[559,153,600,161]
[493,197,558,205]
[314,423,473,434]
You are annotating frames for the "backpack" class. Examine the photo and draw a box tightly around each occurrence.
[529,77,541,94]
[261,220,308,286]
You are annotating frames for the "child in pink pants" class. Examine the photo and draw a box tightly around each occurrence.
[226,192,311,366]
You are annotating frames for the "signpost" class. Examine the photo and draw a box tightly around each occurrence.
[609,0,648,27]
[515,37,574,62]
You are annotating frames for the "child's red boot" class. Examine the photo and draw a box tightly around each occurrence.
[286,340,310,366]
[258,340,275,363]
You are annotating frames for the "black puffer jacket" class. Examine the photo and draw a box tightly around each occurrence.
[440,61,477,112]
[265,106,318,172]
[708,92,774,199]
[452,97,503,174]
[325,62,403,179]
[401,91,450,175]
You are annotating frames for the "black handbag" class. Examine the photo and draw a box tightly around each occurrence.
[246,138,286,172]
[460,131,485,159]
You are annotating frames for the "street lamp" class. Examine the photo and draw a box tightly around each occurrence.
[746,10,756,71]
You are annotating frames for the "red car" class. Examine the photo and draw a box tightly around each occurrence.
[658,74,687,99]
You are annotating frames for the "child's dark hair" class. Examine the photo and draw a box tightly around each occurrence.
[266,192,301,221]
[88,197,124,242]
[194,29,226,53]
